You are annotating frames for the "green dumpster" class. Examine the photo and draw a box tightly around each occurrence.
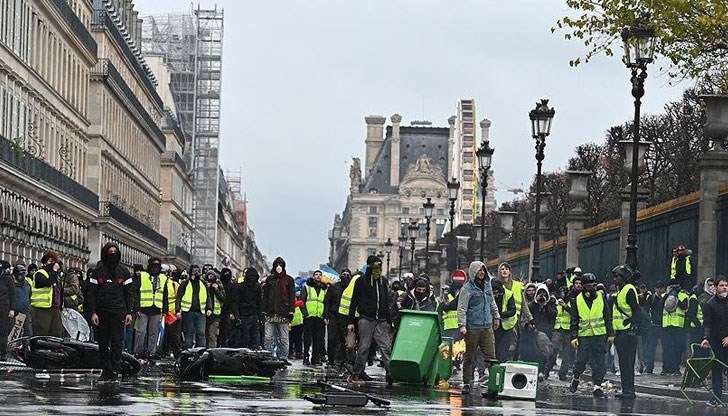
[427,337,453,386]
[390,310,442,384]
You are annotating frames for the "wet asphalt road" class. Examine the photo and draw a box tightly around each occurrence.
[0,360,722,415]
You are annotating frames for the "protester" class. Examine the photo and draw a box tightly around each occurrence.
[458,261,500,394]
[30,251,63,337]
[62,268,84,312]
[135,258,165,359]
[12,264,31,338]
[527,283,557,378]
[300,270,327,365]
[669,244,694,291]
[0,263,15,360]
[492,279,517,363]
[547,285,574,381]
[400,277,436,311]
[232,267,262,349]
[218,268,235,347]
[699,275,728,407]
[177,265,208,349]
[323,268,352,369]
[88,243,135,381]
[611,264,644,399]
[661,283,689,375]
[262,257,295,364]
[204,269,226,348]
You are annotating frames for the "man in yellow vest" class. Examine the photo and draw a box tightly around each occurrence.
[661,284,689,375]
[30,251,63,337]
[669,244,694,291]
[176,265,208,349]
[546,285,575,381]
[134,257,166,359]
[492,279,517,363]
[568,272,613,397]
[300,270,327,365]
[156,266,181,359]
[611,264,645,400]
[496,262,533,360]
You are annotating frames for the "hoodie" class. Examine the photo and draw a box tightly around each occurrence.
[323,271,351,320]
[87,243,134,315]
[529,283,557,336]
[457,261,500,330]
[261,257,295,320]
[497,262,533,323]
[349,256,389,323]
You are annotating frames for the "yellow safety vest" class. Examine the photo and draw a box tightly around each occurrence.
[509,280,524,321]
[305,284,326,318]
[613,283,637,331]
[180,280,208,313]
[691,294,703,328]
[554,303,571,331]
[576,293,607,337]
[165,279,179,314]
[209,288,222,316]
[31,269,53,308]
[662,291,688,328]
[139,272,167,309]
[291,306,304,326]
[499,289,517,330]
[443,294,458,330]
[670,256,691,279]
[338,275,360,317]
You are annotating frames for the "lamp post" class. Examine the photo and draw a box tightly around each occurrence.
[622,12,655,269]
[447,178,460,272]
[407,221,419,273]
[384,237,393,279]
[398,234,407,278]
[475,140,494,262]
[529,99,555,282]
[423,197,435,268]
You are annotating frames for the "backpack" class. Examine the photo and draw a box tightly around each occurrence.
[534,330,553,358]
[663,290,678,313]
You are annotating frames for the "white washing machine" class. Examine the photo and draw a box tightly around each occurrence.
[499,361,539,400]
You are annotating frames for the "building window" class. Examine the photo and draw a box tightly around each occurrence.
[419,207,425,215]
[463,209,473,217]
[402,207,410,214]
[463,189,474,200]
[437,208,445,216]
[367,248,377,257]
[368,217,378,238]
[369,206,378,214]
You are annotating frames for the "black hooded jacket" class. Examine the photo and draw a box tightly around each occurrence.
[323,274,351,319]
[349,266,390,323]
[261,257,295,319]
[87,243,135,315]
[233,272,262,318]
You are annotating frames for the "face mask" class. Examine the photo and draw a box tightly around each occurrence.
[371,264,382,279]
[719,291,728,299]
[275,265,283,274]
[149,265,161,276]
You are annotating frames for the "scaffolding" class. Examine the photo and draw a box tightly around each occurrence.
[141,5,224,266]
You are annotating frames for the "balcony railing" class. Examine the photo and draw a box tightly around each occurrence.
[0,135,98,210]
[49,0,97,57]
[92,59,165,150]
[169,245,191,262]
[100,201,167,248]
[161,151,187,172]
[91,8,163,110]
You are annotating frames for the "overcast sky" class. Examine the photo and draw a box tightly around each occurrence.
[136,0,686,274]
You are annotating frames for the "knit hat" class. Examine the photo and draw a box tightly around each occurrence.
[245,267,260,279]
[366,255,381,266]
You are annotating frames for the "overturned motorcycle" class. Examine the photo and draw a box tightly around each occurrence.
[8,336,141,376]
[176,348,288,380]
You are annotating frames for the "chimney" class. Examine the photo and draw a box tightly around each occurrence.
[364,115,386,177]
[480,119,491,143]
[390,114,402,187]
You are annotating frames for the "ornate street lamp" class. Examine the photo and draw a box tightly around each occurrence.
[447,178,460,272]
[622,12,655,269]
[423,197,435,268]
[384,237,393,279]
[407,221,419,273]
[398,234,407,278]
[529,98,555,282]
[475,140,494,262]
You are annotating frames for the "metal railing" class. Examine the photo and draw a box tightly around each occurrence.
[169,244,191,262]
[161,151,187,172]
[0,135,98,210]
[100,201,167,248]
[49,0,97,57]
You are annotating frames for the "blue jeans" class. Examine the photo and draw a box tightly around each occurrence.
[265,321,289,359]
[182,312,206,349]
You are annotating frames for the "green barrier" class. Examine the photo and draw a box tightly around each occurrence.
[208,375,271,383]
[390,310,452,386]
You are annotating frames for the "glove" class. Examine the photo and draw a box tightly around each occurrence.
[570,338,579,349]
[608,336,615,345]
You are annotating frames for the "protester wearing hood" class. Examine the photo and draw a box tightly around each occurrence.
[62,267,83,312]
[523,283,556,378]
[176,264,209,349]
[546,285,574,381]
[438,282,462,346]
[231,267,262,349]
[687,279,711,360]
[262,257,295,362]
[568,272,613,397]
[12,264,32,338]
[88,243,135,380]
[457,261,500,394]
[323,268,352,369]
[670,244,694,292]
[699,275,728,407]
[400,277,436,312]
[218,268,235,347]
[611,264,645,399]
[493,279,517,363]
[300,270,327,365]
[30,251,63,337]
[0,262,16,359]
[347,256,393,384]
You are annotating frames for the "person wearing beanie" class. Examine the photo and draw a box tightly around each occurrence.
[262,257,295,363]
[347,255,393,384]
[457,261,500,394]
[400,277,436,311]
[176,264,209,349]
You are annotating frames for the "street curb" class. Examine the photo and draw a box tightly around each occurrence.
[581,373,714,402]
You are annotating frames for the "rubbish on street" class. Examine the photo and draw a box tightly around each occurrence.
[483,361,539,400]
[303,380,390,407]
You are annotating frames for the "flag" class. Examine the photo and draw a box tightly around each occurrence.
[319,264,340,284]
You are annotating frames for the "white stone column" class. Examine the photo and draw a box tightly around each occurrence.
[390,114,402,187]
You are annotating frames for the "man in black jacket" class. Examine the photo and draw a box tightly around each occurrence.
[643,281,665,373]
[323,269,352,369]
[232,267,262,349]
[88,243,134,380]
[700,275,728,407]
[0,263,15,360]
[262,257,295,362]
[347,255,392,384]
